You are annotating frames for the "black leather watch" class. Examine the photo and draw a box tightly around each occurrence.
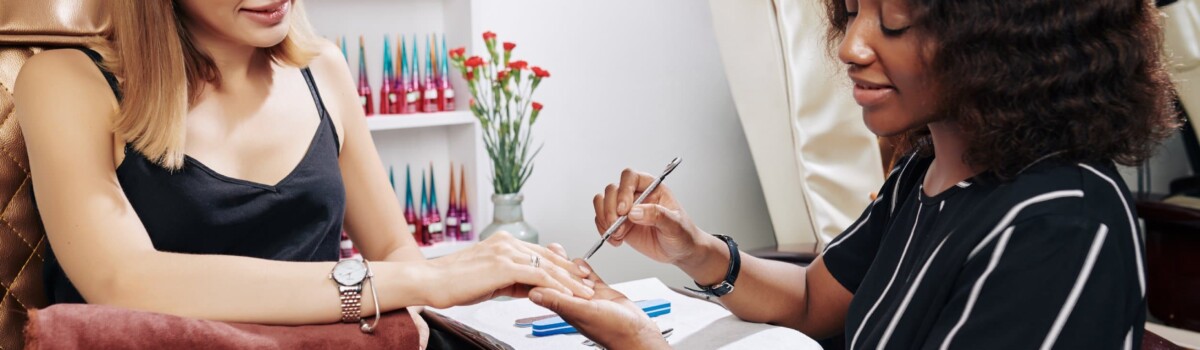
[687,234,740,297]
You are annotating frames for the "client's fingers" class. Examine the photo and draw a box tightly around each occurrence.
[506,246,593,298]
[547,243,568,259]
[519,242,589,278]
[573,259,602,282]
[508,262,572,297]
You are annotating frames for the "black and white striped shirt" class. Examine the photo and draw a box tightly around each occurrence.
[823,154,1145,349]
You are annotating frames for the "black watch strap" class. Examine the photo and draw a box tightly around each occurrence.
[686,234,740,297]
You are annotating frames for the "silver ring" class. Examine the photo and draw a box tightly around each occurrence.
[530,254,541,268]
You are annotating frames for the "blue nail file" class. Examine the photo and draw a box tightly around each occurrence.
[530,299,671,337]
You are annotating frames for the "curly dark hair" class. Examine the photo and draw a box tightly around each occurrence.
[825,0,1181,178]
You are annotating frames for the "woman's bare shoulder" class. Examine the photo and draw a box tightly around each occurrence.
[15,49,118,127]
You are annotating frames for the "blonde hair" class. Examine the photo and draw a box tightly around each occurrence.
[92,0,319,170]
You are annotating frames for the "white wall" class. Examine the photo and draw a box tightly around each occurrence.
[304,0,775,287]
[306,0,1200,288]
[469,1,775,286]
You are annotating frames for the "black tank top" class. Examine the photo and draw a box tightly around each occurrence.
[41,48,346,304]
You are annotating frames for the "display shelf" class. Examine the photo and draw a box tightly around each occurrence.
[367,111,475,131]
[307,0,491,257]
[419,239,478,258]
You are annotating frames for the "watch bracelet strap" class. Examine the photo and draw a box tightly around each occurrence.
[686,234,740,297]
[340,286,363,323]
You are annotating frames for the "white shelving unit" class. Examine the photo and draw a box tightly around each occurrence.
[366,111,475,131]
[306,0,490,259]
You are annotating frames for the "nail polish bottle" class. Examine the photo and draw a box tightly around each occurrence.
[340,36,348,63]
[426,163,445,243]
[404,165,420,244]
[357,36,374,116]
[418,172,431,246]
[393,35,406,114]
[458,164,473,241]
[422,35,438,113]
[406,34,421,114]
[439,34,456,112]
[379,35,394,115]
[339,231,354,259]
[445,162,461,241]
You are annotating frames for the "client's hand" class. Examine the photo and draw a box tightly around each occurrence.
[421,232,594,308]
[594,169,710,266]
[529,260,670,350]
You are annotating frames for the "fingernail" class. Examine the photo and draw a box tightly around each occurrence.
[582,278,595,287]
[583,286,595,297]
[529,290,543,303]
[618,202,627,212]
[629,207,644,220]
[577,263,591,275]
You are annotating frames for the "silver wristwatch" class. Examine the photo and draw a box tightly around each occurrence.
[330,259,381,333]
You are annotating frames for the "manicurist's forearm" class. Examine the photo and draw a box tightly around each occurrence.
[673,235,814,332]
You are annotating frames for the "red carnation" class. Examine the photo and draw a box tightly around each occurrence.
[498,70,509,81]
[508,60,528,70]
[465,56,485,68]
[449,47,466,59]
[532,102,544,111]
[503,42,516,51]
[483,31,497,41]
[466,71,475,80]
[531,66,551,78]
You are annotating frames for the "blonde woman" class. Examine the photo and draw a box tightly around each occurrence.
[13,0,593,345]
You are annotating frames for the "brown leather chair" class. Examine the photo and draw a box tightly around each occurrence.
[0,1,108,348]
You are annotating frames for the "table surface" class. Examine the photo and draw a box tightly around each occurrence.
[432,278,821,349]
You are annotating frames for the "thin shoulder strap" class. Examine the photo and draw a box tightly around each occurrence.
[71,47,123,102]
[300,67,341,156]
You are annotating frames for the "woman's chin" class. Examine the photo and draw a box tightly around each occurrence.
[862,115,912,137]
[239,30,290,49]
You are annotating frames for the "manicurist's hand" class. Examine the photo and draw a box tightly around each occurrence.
[594,169,722,270]
[529,260,670,350]
[419,232,594,308]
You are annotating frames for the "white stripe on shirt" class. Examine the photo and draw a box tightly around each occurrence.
[941,226,1017,350]
[891,155,918,217]
[878,232,952,349]
[852,202,923,349]
[1078,163,1145,296]
[1040,224,1109,350]
[824,212,872,254]
[968,190,1085,259]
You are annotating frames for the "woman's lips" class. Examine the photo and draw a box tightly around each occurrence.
[852,82,896,107]
[239,1,290,26]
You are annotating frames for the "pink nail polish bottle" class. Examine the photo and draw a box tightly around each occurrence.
[445,162,461,241]
[458,164,473,241]
[426,163,445,243]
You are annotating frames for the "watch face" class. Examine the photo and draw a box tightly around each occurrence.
[332,260,368,286]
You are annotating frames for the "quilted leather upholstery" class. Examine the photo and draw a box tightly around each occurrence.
[0,1,108,348]
[0,42,50,350]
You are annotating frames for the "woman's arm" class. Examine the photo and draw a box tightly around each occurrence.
[678,238,852,339]
[15,49,590,325]
[304,40,424,263]
[593,169,853,338]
